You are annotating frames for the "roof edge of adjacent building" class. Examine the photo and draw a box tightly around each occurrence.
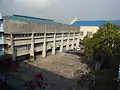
[71,20,120,26]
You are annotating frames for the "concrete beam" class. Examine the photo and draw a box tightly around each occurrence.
[76,32,80,47]
[30,32,35,61]
[71,32,75,49]
[60,33,64,52]
[52,33,56,55]
[11,33,16,61]
[42,33,47,57]
[66,33,70,50]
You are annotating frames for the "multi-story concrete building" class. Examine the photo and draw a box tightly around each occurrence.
[71,20,120,39]
[2,15,81,61]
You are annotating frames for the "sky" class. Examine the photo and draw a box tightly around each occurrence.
[0,0,120,24]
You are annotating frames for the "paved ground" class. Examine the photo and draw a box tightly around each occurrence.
[9,53,88,90]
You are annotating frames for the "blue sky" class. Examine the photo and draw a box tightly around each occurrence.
[0,0,120,24]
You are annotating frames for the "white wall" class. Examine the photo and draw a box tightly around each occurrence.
[80,26,99,39]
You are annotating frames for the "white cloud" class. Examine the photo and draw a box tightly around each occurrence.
[15,0,58,8]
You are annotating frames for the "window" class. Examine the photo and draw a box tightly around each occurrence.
[46,33,54,36]
[70,33,73,37]
[40,33,44,36]
[56,33,62,35]
[75,32,79,36]
[87,31,92,36]
[4,34,10,38]
[80,31,83,36]
[64,33,68,37]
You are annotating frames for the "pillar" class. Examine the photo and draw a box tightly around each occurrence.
[71,32,75,49]
[76,32,80,47]
[11,33,16,61]
[52,33,56,55]
[60,33,64,52]
[30,32,35,61]
[42,33,46,57]
[66,33,70,50]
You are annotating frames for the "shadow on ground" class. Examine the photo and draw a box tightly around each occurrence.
[0,53,85,90]
[7,61,80,90]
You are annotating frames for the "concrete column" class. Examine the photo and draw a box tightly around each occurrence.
[52,33,56,55]
[30,32,35,61]
[76,32,80,47]
[71,32,75,49]
[66,33,70,50]
[11,33,16,61]
[42,33,46,57]
[60,33,64,52]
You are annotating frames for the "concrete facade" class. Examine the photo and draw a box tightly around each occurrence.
[2,16,81,61]
[3,20,79,33]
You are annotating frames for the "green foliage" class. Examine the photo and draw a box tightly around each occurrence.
[83,22,120,62]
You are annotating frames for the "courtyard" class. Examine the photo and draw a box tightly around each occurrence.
[9,53,88,90]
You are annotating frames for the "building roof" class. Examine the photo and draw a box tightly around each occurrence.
[7,14,68,25]
[71,20,120,26]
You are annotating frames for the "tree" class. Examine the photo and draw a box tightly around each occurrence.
[83,22,120,67]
